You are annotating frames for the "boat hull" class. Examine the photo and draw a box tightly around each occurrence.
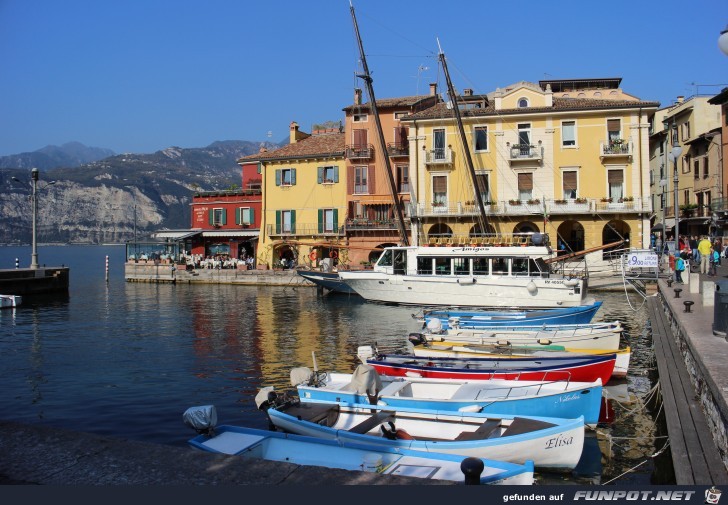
[339,271,587,308]
[366,354,616,384]
[433,326,623,351]
[422,302,602,328]
[297,373,603,427]
[189,424,534,484]
[266,402,585,471]
[297,270,356,294]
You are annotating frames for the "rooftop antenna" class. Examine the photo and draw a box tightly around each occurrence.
[416,64,429,95]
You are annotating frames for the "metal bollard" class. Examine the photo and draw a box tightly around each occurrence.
[460,457,484,485]
[674,288,682,298]
[683,301,694,313]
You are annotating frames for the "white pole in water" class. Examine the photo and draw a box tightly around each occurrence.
[312,351,318,372]
[105,255,109,283]
[15,258,19,269]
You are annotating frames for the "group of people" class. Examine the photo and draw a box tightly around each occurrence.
[673,235,724,283]
[184,253,255,270]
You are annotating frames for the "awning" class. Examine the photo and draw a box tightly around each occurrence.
[152,230,201,240]
[652,219,674,232]
[202,230,260,238]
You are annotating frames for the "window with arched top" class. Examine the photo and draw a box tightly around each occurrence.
[594,91,602,97]
[578,93,586,98]
[518,97,529,108]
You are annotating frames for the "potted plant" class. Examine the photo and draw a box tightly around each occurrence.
[554,199,567,205]
[575,197,587,204]
[527,198,540,205]
[601,197,613,203]
[509,199,522,205]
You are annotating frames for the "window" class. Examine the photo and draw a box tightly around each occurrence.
[353,114,368,122]
[562,171,578,199]
[512,258,530,276]
[475,173,490,202]
[453,258,469,275]
[318,208,338,233]
[684,190,690,205]
[434,257,450,275]
[681,122,690,141]
[210,208,226,226]
[275,210,295,234]
[491,257,508,275]
[397,165,409,193]
[660,193,666,210]
[517,97,529,108]
[472,257,488,275]
[275,168,296,186]
[703,157,709,179]
[694,159,700,180]
[433,129,446,160]
[518,173,533,201]
[518,123,531,146]
[236,207,254,225]
[562,121,576,147]
[394,112,408,120]
[607,170,624,200]
[354,166,368,194]
[417,257,433,275]
[474,126,488,151]
[318,166,339,184]
[432,175,447,206]
[607,119,621,143]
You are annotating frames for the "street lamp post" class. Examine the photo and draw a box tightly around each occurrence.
[668,128,683,253]
[11,168,55,269]
[719,25,728,56]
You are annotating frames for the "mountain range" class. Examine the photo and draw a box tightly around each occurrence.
[0,140,283,245]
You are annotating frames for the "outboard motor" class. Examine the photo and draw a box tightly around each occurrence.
[408,333,427,346]
[183,405,217,436]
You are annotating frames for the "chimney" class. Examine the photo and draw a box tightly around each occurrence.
[354,88,362,105]
[463,88,473,96]
[677,96,685,104]
[429,83,437,96]
[259,146,267,153]
[289,121,300,144]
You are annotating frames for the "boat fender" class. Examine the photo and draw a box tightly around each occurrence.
[526,281,538,295]
[396,429,414,440]
[329,250,338,259]
[309,250,317,261]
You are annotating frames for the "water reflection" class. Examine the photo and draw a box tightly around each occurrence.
[0,245,664,484]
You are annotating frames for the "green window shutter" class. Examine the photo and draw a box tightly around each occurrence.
[221,209,227,225]
[275,169,281,186]
[318,209,324,233]
[235,208,241,225]
[249,208,255,225]
[275,210,281,234]
[333,208,338,232]
[209,210,214,225]
[334,166,339,183]
[257,162,262,174]
[290,210,296,233]
[317,167,324,184]
[291,169,297,186]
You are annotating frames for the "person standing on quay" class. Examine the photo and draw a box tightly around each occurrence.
[698,236,712,274]
[675,254,685,284]
[690,235,699,263]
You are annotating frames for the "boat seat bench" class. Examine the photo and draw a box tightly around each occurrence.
[454,419,501,441]
[501,417,556,437]
[347,411,395,434]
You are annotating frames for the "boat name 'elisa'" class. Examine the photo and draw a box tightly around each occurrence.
[544,434,574,449]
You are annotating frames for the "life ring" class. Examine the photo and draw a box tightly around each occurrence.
[309,250,317,262]
[329,250,338,259]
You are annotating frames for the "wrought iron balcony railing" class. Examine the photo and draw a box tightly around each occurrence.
[345,144,374,160]
[386,142,409,157]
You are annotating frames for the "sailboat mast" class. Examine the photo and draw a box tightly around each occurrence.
[438,45,490,231]
[350,3,410,246]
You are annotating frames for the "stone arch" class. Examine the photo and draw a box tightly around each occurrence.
[602,220,630,259]
[557,220,585,254]
[512,221,540,234]
[469,223,496,238]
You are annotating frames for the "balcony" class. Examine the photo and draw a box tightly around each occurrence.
[345,218,408,231]
[408,197,650,218]
[345,144,374,160]
[386,142,409,157]
[425,148,453,165]
[266,223,345,238]
[600,140,632,161]
[508,144,543,164]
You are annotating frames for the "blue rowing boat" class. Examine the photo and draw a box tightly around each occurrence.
[421,301,602,330]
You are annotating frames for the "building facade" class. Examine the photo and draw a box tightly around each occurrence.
[402,78,659,264]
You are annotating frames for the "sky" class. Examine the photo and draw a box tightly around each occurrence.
[1,0,726,157]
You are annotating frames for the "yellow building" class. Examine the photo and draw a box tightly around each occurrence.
[240,122,347,269]
[402,78,659,260]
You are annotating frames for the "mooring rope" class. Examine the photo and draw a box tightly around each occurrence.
[601,438,671,485]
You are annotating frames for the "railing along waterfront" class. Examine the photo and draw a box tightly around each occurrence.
[409,197,650,217]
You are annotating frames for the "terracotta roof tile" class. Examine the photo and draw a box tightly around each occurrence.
[343,95,434,111]
[238,132,345,163]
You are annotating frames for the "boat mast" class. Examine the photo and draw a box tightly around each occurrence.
[350,2,409,246]
[437,41,490,232]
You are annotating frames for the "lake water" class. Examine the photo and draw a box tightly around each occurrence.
[0,245,664,485]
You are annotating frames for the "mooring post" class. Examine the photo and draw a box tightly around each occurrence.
[15,258,19,269]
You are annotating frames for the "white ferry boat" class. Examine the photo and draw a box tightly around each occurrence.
[338,233,588,308]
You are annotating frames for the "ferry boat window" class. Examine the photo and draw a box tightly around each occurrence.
[393,250,407,275]
[377,250,393,267]
[417,257,434,275]
[434,257,451,275]
[491,257,508,275]
[512,258,529,276]
[473,257,489,275]
[453,257,469,275]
